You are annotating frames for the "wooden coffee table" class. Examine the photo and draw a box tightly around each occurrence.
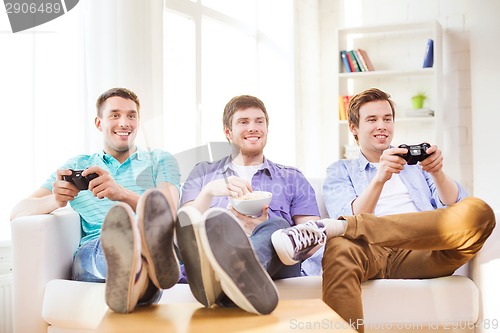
[95,299,356,332]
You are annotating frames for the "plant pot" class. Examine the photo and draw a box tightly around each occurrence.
[412,96,425,110]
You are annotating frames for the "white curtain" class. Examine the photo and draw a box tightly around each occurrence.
[0,0,163,241]
[82,0,164,152]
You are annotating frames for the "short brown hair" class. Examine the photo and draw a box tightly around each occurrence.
[96,87,140,118]
[347,88,396,141]
[222,95,269,130]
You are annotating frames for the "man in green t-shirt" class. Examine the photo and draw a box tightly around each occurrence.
[11,87,181,313]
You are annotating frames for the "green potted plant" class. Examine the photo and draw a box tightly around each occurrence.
[411,91,427,110]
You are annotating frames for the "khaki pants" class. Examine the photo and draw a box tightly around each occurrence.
[321,197,496,333]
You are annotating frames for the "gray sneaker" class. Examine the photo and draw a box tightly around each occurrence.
[101,203,144,313]
[137,189,180,290]
[271,221,326,265]
[199,208,278,315]
[176,206,223,307]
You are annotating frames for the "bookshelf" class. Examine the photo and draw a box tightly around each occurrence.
[336,21,442,159]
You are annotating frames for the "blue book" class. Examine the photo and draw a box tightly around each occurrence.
[340,50,352,72]
[423,39,434,68]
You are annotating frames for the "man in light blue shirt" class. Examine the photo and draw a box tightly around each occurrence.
[11,88,181,313]
[323,147,467,219]
[272,88,495,332]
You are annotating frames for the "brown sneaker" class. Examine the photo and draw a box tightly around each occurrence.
[101,203,144,313]
[137,189,180,289]
[200,208,279,315]
[176,205,223,307]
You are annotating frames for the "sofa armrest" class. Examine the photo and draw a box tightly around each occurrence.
[307,177,329,218]
[11,207,81,333]
[470,209,500,331]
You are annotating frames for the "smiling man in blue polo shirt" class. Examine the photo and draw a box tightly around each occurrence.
[176,95,324,315]
[11,88,181,314]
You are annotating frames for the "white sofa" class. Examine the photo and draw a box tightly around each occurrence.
[11,179,499,333]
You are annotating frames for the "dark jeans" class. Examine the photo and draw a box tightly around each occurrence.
[250,217,301,279]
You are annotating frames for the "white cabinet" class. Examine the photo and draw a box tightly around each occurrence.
[337,22,442,159]
[0,241,13,333]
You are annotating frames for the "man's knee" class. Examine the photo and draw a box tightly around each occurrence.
[254,217,290,234]
[459,197,496,232]
[322,237,370,272]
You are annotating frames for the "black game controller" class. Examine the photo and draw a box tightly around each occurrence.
[398,143,431,165]
[63,169,99,190]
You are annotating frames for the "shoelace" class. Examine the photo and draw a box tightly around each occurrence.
[287,221,327,251]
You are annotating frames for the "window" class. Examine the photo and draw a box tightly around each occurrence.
[1,10,85,241]
[1,1,295,241]
[163,0,295,164]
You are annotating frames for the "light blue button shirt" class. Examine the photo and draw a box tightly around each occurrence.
[301,151,468,276]
[323,152,467,219]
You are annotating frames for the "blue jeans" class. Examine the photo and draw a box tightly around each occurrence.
[72,238,161,306]
[250,217,301,279]
[72,238,107,282]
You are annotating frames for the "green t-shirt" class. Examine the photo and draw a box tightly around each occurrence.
[42,148,180,245]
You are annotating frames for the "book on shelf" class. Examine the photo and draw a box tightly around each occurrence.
[340,50,352,73]
[340,49,375,72]
[353,50,368,71]
[422,39,434,68]
[338,96,346,120]
[346,50,361,72]
[338,95,352,120]
[402,107,434,117]
[357,49,374,71]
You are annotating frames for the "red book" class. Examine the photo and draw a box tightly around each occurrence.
[346,51,361,72]
[343,95,353,118]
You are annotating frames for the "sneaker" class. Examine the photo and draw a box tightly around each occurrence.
[136,278,163,307]
[137,189,180,290]
[101,203,145,313]
[199,208,278,315]
[271,221,326,266]
[176,206,223,307]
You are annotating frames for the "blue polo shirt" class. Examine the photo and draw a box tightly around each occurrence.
[180,155,320,225]
[42,148,180,245]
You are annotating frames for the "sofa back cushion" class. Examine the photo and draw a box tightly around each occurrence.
[307,177,329,218]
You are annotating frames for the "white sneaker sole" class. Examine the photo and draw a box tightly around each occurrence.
[271,230,300,266]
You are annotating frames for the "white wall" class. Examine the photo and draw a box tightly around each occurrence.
[295,0,323,177]
[297,0,500,208]
[469,0,500,210]
[82,0,164,152]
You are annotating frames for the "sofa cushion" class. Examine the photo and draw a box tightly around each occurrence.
[43,275,478,330]
[275,275,479,327]
[43,280,108,329]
